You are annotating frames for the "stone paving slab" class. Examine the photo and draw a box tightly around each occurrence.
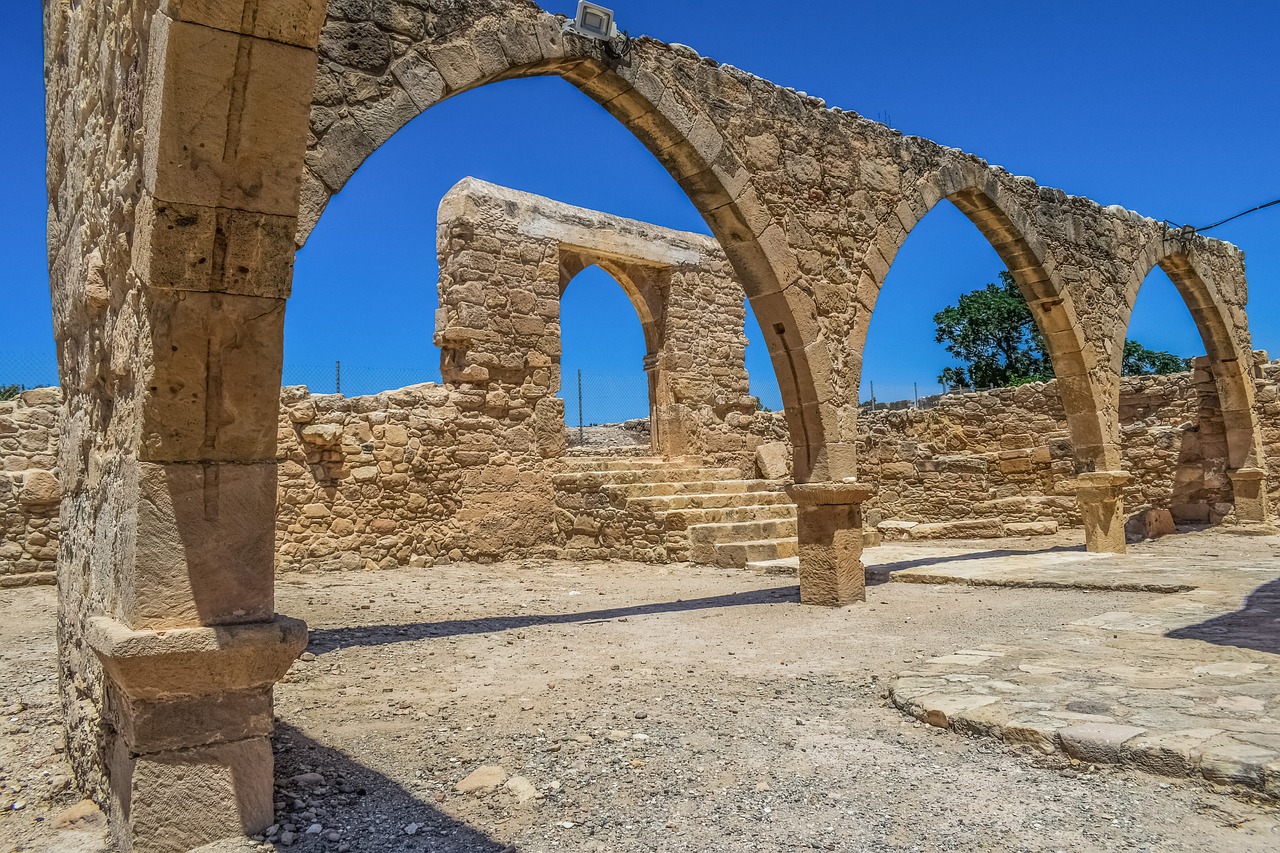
[887,529,1280,798]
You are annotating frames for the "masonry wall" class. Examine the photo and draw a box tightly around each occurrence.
[0,389,62,586]
[3,358,1275,586]
[856,354,1279,529]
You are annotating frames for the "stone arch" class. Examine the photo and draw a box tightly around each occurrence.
[859,169,1113,474]
[558,258,664,452]
[1122,243,1270,520]
[300,10,833,480]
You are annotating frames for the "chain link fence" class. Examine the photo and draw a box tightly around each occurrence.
[2,350,983,417]
[0,352,58,398]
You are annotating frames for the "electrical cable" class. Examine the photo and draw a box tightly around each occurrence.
[1184,197,1280,235]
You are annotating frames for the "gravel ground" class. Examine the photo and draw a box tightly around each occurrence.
[3,542,1279,852]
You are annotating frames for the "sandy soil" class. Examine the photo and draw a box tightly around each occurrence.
[3,537,1279,852]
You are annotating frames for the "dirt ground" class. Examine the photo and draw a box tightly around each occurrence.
[3,535,1280,852]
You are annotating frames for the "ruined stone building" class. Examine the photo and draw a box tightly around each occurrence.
[38,0,1276,849]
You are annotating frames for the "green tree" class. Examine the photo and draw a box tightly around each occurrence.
[0,385,18,401]
[933,271,1053,388]
[1122,340,1189,376]
[933,272,1190,388]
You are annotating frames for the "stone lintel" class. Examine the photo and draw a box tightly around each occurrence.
[1227,467,1267,483]
[786,481,874,506]
[87,615,307,703]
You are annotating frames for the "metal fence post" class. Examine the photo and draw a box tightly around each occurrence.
[577,369,584,446]
[335,360,341,395]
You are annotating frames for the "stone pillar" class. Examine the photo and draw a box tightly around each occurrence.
[88,618,307,852]
[785,482,874,606]
[1227,467,1271,523]
[643,351,663,455]
[1071,471,1132,553]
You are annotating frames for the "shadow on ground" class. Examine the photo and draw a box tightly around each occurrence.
[306,586,801,653]
[270,722,511,852]
[1165,576,1280,654]
[865,544,1085,577]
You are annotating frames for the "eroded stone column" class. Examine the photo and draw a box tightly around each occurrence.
[1227,467,1271,523]
[785,482,874,606]
[1071,471,1132,553]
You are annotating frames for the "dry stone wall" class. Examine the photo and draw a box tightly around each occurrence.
[436,179,777,463]
[5,356,1275,586]
[0,389,62,586]
[856,352,1279,531]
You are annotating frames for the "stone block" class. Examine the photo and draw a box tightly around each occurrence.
[754,441,790,480]
[126,462,278,628]
[141,290,285,463]
[161,0,328,48]
[120,737,276,853]
[18,470,60,507]
[1058,724,1146,765]
[134,196,298,298]
[144,16,318,216]
[1124,507,1175,542]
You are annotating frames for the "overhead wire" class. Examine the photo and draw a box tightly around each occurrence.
[1181,197,1280,235]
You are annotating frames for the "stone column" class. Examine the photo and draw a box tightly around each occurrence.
[88,618,307,852]
[1071,471,1132,553]
[785,482,874,606]
[1227,467,1271,523]
[643,351,663,455]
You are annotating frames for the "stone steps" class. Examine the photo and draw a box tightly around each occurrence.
[552,466,742,488]
[710,538,799,568]
[627,490,792,511]
[656,502,796,528]
[553,454,802,568]
[745,555,800,576]
[564,456,698,472]
[606,479,778,499]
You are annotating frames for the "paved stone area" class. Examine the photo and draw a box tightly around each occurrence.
[886,529,1280,796]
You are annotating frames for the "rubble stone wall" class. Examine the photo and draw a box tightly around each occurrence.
[856,353,1279,528]
[5,358,1274,585]
[0,389,62,586]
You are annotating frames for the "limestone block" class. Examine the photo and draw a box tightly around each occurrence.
[1124,507,1176,542]
[161,0,328,48]
[120,736,276,853]
[144,16,318,215]
[134,196,298,298]
[300,423,342,446]
[18,470,60,507]
[141,290,285,463]
[1058,724,1147,765]
[126,462,278,628]
[754,441,790,480]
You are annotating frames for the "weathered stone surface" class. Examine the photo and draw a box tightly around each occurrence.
[755,440,791,480]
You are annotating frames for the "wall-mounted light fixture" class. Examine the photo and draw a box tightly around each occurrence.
[564,2,632,59]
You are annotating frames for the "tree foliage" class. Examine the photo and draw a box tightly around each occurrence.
[933,272,1052,388]
[934,271,1190,388]
[1121,340,1189,376]
[0,385,18,401]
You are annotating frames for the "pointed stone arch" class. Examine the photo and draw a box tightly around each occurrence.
[1122,241,1270,520]
[301,8,835,480]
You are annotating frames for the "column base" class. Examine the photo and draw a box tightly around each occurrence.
[87,616,308,853]
[1069,471,1132,554]
[786,482,874,607]
[1228,467,1271,523]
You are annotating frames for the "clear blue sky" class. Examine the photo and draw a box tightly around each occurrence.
[4,1,1278,408]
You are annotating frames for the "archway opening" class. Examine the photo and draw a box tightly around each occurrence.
[1120,265,1226,536]
[559,264,654,452]
[858,198,1079,544]
[288,75,711,397]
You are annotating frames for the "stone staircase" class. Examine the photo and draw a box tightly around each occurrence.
[553,456,798,567]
